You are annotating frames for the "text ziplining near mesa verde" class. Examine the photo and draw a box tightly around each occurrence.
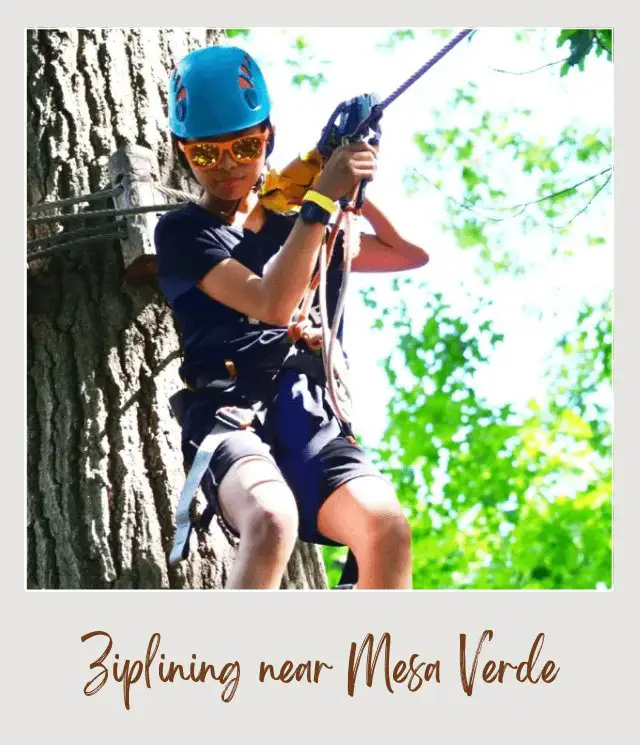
[80,629,560,711]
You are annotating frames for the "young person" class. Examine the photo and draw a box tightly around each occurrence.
[155,45,429,589]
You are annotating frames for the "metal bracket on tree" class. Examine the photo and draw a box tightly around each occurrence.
[108,143,163,280]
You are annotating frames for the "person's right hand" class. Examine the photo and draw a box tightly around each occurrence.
[313,142,377,202]
[288,319,323,349]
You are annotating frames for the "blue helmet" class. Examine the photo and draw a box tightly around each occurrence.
[168,46,271,139]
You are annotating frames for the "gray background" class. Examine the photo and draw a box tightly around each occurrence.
[10,6,636,743]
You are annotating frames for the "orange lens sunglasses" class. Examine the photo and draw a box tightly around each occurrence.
[178,132,269,170]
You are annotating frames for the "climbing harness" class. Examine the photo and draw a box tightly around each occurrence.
[166,334,349,550]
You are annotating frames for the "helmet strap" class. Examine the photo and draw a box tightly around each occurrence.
[252,163,269,193]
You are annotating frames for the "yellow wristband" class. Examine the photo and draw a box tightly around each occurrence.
[302,189,336,215]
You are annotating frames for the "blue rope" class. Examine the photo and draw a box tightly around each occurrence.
[355,28,475,135]
[379,29,474,110]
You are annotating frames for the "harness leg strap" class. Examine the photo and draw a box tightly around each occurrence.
[335,549,358,589]
[169,406,257,566]
[169,424,233,565]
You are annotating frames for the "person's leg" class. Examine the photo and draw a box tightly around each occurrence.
[317,475,412,589]
[187,425,300,590]
[215,452,299,589]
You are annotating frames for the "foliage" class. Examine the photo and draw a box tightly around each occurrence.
[411,113,612,275]
[556,29,613,75]
[284,35,329,90]
[377,29,416,50]
[325,288,612,589]
[229,28,329,89]
[407,29,612,277]
[224,29,250,39]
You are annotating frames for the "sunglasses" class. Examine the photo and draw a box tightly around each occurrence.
[178,132,269,170]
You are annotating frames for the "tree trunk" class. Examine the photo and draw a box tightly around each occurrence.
[26,28,328,590]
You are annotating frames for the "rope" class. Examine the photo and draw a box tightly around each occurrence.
[27,181,194,221]
[27,230,127,262]
[153,183,198,202]
[323,210,357,422]
[307,29,476,420]
[26,185,123,214]
[26,181,194,263]
[27,224,128,250]
[378,29,474,111]
[295,196,358,423]
[318,225,341,412]
[353,28,475,138]
[27,202,185,226]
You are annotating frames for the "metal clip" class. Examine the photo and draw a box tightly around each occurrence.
[215,406,256,430]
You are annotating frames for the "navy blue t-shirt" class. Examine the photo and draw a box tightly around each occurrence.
[154,202,345,386]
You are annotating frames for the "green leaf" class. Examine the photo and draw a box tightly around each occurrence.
[225,28,250,38]
[414,133,438,158]
[291,72,327,90]
[461,166,485,190]
[453,219,487,249]
[556,29,580,48]
[556,29,612,74]
[453,87,477,107]
[432,29,454,39]
[378,29,416,50]
[457,140,474,160]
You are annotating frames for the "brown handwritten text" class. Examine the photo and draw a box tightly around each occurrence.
[459,630,560,695]
[347,632,441,696]
[80,630,241,710]
[259,659,333,684]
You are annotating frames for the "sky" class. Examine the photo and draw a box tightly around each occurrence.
[230,28,613,447]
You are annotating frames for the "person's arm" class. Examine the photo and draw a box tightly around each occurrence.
[198,142,377,326]
[198,219,327,326]
[350,198,429,273]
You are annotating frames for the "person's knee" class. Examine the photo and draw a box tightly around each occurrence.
[244,489,299,554]
[218,454,298,543]
[350,482,411,557]
[366,506,412,555]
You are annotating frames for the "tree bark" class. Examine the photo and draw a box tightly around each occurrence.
[26,28,328,590]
